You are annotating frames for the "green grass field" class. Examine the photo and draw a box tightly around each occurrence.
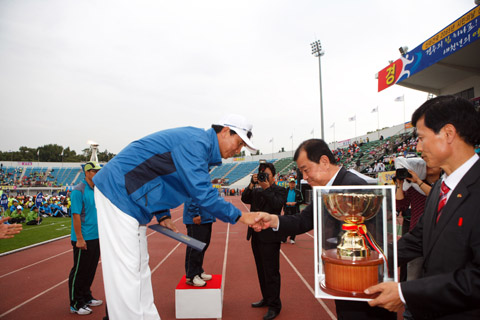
[0,216,71,254]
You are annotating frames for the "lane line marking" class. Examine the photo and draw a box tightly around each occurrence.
[0,278,68,318]
[0,235,70,257]
[218,223,230,320]
[281,247,336,320]
[0,249,71,278]
[151,243,181,274]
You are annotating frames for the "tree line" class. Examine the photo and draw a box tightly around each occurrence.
[0,144,116,162]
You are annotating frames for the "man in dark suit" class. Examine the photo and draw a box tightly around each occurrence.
[242,161,287,320]
[253,139,396,320]
[367,95,480,319]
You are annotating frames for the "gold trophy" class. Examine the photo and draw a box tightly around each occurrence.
[320,193,384,297]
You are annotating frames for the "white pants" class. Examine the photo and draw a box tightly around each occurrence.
[95,189,160,320]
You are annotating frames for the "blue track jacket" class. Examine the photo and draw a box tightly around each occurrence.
[183,198,216,225]
[93,127,242,225]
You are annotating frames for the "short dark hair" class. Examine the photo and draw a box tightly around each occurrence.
[293,139,336,164]
[259,162,276,176]
[212,125,230,134]
[211,124,252,139]
[412,95,480,146]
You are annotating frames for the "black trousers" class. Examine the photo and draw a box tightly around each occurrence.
[283,206,298,241]
[335,300,397,320]
[69,239,100,309]
[185,223,212,279]
[251,233,282,311]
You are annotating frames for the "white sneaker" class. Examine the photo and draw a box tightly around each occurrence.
[200,272,212,281]
[88,299,103,307]
[186,275,206,287]
[290,239,295,244]
[70,306,92,315]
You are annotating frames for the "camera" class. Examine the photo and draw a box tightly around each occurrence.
[258,172,268,182]
[395,168,412,180]
[257,159,269,182]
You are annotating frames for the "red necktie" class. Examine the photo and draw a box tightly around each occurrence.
[436,181,450,223]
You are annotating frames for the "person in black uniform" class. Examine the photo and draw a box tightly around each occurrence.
[241,161,287,320]
[253,139,396,320]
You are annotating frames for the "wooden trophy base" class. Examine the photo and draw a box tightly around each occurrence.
[321,249,383,298]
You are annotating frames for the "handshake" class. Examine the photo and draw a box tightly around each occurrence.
[158,211,279,234]
[239,211,279,231]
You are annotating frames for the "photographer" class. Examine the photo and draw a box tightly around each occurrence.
[394,157,441,320]
[241,161,287,320]
[394,157,441,232]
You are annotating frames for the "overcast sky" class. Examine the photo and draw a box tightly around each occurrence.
[0,0,476,156]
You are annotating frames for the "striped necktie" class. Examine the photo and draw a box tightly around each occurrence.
[436,181,450,223]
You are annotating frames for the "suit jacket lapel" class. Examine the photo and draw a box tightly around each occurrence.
[332,167,346,186]
[423,159,480,259]
[425,184,470,259]
[423,181,441,255]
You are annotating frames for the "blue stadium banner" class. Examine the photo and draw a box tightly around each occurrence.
[35,192,43,208]
[378,6,480,92]
[1,193,8,211]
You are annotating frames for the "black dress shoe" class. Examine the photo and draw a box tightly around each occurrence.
[251,299,266,308]
[263,308,280,320]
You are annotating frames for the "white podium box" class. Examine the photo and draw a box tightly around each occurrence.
[175,274,222,319]
[313,185,398,301]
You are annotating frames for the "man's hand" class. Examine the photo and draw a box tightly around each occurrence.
[76,239,87,250]
[365,282,404,312]
[251,212,279,231]
[258,179,270,190]
[249,174,258,189]
[160,218,179,233]
[238,212,262,225]
[0,217,22,239]
[193,216,201,225]
[406,169,421,185]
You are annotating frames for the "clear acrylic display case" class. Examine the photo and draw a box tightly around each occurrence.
[313,185,397,301]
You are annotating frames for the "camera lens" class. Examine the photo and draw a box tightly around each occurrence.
[258,172,267,182]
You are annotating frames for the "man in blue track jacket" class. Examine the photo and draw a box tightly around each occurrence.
[93,114,261,320]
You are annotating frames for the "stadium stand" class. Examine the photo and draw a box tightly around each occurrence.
[275,157,295,176]
[209,162,236,180]
[1,129,419,193]
[223,161,259,185]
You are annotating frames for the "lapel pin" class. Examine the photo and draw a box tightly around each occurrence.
[458,217,463,227]
[457,194,462,198]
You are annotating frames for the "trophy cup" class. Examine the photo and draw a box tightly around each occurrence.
[320,193,384,297]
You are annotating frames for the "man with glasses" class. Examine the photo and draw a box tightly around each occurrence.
[69,161,103,315]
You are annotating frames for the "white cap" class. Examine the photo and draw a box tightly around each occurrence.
[16,205,22,210]
[216,114,257,152]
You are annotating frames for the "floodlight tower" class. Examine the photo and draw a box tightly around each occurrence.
[311,40,325,140]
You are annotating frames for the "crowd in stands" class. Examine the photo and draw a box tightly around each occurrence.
[277,167,297,182]
[332,132,417,174]
[0,166,81,188]
[0,168,59,187]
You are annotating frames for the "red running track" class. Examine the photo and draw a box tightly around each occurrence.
[0,196,402,320]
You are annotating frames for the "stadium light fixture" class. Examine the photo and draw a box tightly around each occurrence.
[311,40,325,140]
[399,46,408,56]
